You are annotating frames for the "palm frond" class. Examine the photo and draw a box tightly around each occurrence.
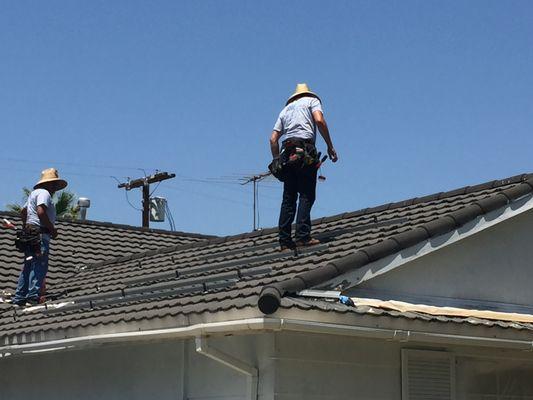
[55,190,78,218]
[5,187,31,213]
[5,187,79,220]
[5,203,23,213]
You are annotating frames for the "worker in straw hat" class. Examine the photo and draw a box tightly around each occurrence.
[269,83,338,251]
[11,168,68,306]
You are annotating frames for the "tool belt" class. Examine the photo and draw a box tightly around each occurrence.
[268,139,320,182]
[14,225,48,254]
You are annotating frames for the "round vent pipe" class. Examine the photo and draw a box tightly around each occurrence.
[78,197,90,221]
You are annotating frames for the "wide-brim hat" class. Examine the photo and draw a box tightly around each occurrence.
[286,83,321,105]
[34,168,68,191]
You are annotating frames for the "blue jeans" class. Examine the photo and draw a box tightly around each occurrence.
[12,237,49,304]
[278,165,317,246]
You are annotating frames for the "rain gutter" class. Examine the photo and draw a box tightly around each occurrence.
[1,317,532,358]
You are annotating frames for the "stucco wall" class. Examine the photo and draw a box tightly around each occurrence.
[186,334,275,400]
[273,332,402,400]
[0,334,274,400]
[272,332,533,400]
[356,209,533,307]
[0,340,185,400]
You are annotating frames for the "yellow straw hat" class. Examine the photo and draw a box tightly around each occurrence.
[286,83,321,105]
[34,168,68,191]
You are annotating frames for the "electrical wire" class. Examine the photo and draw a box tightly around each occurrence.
[2,157,154,172]
[125,190,142,211]
[164,183,254,208]
[165,202,176,231]
[149,181,161,197]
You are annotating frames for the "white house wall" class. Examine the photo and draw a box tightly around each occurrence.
[353,209,533,308]
[0,334,275,400]
[272,331,533,400]
[1,330,532,399]
[186,333,275,400]
[0,340,185,400]
[273,331,401,400]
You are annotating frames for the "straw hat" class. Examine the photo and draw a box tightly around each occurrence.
[286,83,321,105]
[34,168,68,190]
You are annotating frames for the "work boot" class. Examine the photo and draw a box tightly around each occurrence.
[25,298,40,307]
[11,300,25,308]
[279,241,296,252]
[295,238,320,247]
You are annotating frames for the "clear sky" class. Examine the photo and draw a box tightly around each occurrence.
[1,1,532,236]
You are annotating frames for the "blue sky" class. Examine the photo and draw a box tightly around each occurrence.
[1,1,532,236]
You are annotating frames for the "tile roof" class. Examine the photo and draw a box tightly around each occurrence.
[1,173,532,345]
[0,212,213,293]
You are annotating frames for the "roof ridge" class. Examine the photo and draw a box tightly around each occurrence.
[0,210,215,239]
[257,175,533,314]
[81,172,533,270]
[314,172,533,224]
[4,173,529,246]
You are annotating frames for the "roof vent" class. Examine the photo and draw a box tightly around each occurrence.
[78,197,91,221]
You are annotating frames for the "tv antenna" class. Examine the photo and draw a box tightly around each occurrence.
[240,171,274,231]
[117,171,176,228]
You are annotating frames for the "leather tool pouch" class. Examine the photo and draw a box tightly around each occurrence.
[268,140,320,182]
[268,157,285,182]
[282,140,319,168]
[14,226,41,253]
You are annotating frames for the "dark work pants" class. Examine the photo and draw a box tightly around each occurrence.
[278,165,317,246]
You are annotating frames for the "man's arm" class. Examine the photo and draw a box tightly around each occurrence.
[313,110,338,162]
[270,130,282,158]
[36,205,57,239]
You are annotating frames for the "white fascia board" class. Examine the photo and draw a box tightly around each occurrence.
[318,193,533,291]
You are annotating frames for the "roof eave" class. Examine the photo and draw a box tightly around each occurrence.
[2,309,532,358]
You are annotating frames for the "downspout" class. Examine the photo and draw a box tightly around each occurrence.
[195,336,258,400]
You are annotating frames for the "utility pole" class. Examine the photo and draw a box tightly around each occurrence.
[117,171,176,228]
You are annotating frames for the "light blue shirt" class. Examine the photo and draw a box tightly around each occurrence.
[25,188,55,239]
[273,96,323,142]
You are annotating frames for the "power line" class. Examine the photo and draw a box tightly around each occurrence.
[165,202,176,231]
[2,157,154,172]
[125,190,143,211]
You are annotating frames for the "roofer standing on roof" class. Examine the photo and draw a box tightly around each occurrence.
[269,83,338,251]
[11,168,67,306]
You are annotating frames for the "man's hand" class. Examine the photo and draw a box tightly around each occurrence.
[313,111,338,163]
[328,147,338,163]
[50,227,58,239]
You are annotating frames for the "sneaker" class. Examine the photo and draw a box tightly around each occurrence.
[295,238,321,247]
